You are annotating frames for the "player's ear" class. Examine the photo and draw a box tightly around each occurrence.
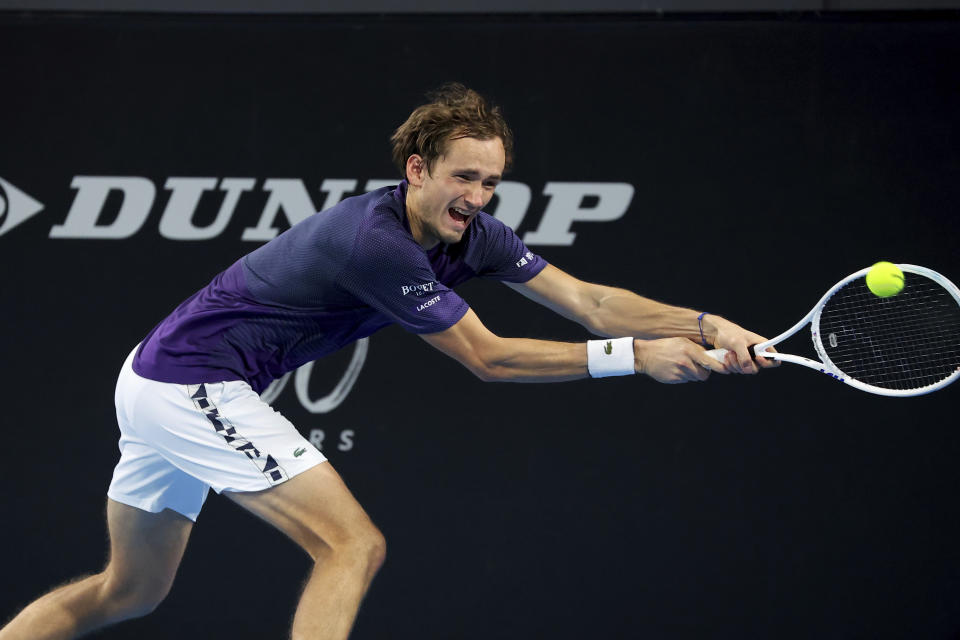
[406,154,427,186]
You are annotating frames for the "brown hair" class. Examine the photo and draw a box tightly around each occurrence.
[390,83,514,178]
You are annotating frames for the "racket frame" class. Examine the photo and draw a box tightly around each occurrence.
[708,264,960,397]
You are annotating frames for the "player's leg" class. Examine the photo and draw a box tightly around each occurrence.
[3,346,206,640]
[111,370,384,639]
[0,499,193,640]
[151,378,386,639]
[227,461,386,640]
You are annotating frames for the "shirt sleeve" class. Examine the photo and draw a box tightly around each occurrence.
[337,226,469,334]
[467,213,548,283]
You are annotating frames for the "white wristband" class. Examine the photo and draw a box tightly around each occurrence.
[586,337,636,378]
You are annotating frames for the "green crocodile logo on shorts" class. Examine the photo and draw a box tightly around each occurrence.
[604,341,613,355]
[294,447,307,457]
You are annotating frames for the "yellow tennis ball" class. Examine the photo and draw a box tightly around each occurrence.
[865,261,905,297]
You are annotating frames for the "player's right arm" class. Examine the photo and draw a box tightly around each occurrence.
[340,206,719,384]
[420,308,722,384]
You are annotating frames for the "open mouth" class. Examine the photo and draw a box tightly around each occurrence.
[448,207,470,225]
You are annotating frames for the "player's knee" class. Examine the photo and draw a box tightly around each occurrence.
[117,583,171,620]
[100,568,175,620]
[332,522,386,575]
[364,526,387,573]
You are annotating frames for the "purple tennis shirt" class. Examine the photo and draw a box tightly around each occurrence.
[132,182,547,394]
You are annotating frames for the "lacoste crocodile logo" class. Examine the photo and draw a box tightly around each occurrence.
[294,447,307,457]
[604,341,612,355]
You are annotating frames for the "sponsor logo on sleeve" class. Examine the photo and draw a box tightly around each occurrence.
[515,251,535,268]
[400,281,438,296]
[416,295,441,312]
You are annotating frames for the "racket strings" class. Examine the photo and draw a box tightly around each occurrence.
[817,274,960,390]
[824,305,959,387]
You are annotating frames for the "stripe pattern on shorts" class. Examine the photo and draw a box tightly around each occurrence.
[189,383,289,486]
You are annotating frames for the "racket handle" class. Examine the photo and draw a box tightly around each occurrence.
[705,344,758,362]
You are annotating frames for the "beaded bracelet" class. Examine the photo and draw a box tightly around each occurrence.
[697,312,710,347]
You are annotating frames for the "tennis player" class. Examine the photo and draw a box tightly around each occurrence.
[0,83,774,640]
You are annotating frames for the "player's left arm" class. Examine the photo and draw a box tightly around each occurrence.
[505,264,775,374]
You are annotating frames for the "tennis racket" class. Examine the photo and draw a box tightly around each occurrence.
[706,264,960,397]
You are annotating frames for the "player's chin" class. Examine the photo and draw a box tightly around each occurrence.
[440,228,467,244]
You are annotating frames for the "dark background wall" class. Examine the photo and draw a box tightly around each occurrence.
[3,0,960,12]
[2,11,959,639]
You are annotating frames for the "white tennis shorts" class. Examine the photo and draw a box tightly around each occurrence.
[107,347,327,521]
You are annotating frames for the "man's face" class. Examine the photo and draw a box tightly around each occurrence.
[406,136,505,249]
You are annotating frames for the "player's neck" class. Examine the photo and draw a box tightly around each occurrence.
[405,189,440,250]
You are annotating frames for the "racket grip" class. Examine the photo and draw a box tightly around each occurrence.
[705,345,758,362]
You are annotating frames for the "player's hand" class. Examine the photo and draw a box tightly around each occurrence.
[634,337,729,384]
[703,315,779,374]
